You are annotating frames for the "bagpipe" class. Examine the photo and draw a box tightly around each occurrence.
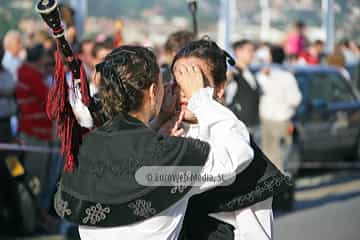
[36,0,91,172]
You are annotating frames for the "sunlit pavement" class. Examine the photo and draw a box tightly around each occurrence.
[275,170,360,240]
[1,170,360,240]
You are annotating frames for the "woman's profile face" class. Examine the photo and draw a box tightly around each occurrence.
[173,57,216,123]
[153,73,164,117]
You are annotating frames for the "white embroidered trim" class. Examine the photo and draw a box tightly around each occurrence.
[82,203,111,224]
[54,196,72,218]
[128,199,156,218]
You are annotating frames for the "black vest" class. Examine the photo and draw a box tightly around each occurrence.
[227,68,261,127]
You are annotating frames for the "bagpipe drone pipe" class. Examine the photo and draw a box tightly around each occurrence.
[35,0,92,172]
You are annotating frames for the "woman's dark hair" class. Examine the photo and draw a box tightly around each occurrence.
[97,45,160,120]
[171,39,235,86]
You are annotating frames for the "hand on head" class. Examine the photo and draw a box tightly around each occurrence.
[174,64,204,100]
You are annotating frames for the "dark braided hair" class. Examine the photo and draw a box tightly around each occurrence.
[96,45,160,120]
[171,38,235,86]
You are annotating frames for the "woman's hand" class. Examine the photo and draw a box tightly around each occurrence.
[158,110,185,137]
[174,64,204,100]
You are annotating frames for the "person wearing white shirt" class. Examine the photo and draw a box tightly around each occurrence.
[1,30,23,83]
[55,46,254,240]
[163,40,291,240]
[257,46,302,172]
[226,40,261,143]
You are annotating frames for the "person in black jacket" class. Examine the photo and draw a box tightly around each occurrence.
[226,40,261,141]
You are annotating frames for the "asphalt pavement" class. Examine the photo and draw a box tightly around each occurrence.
[275,170,360,240]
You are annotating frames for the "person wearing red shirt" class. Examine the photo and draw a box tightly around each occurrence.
[17,46,52,140]
[16,44,54,210]
[299,40,325,65]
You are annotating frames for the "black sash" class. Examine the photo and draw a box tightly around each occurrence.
[186,138,292,213]
[180,138,292,240]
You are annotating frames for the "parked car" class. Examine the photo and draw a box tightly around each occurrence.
[252,65,360,175]
[249,65,360,210]
[346,63,360,90]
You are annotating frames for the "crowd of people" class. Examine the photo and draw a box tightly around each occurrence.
[0,16,360,239]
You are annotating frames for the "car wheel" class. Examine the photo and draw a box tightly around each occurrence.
[283,142,301,176]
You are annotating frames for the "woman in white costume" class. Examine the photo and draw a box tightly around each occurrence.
[166,39,292,240]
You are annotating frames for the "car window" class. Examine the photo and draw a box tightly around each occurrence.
[330,74,356,102]
[308,73,333,102]
[308,72,356,102]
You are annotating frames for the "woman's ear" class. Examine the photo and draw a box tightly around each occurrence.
[149,83,157,100]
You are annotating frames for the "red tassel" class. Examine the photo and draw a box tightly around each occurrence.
[47,44,91,172]
[46,49,66,120]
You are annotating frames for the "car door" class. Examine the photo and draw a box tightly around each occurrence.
[295,71,339,161]
[326,72,360,152]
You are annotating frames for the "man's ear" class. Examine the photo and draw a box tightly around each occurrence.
[215,80,226,100]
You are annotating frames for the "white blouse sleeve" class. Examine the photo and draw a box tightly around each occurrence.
[66,74,94,129]
[187,87,254,193]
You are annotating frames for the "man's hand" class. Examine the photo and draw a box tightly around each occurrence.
[174,64,204,100]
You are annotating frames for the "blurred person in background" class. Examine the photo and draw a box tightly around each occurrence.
[226,40,261,142]
[326,50,352,82]
[113,19,124,48]
[2,30,23,82]
[79,39,95,80]
[90,40,113,96]
[16,44,54,213]
[257,46,302,172]
[254,41,271,65]
[65,25,80,53]
[35,30,54,52]
[338,39,360,65]
[0,39,17,143]
[163,30,196,66]
[43,49,56,88]
[298,40,325,65]
[284,21,308,58]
